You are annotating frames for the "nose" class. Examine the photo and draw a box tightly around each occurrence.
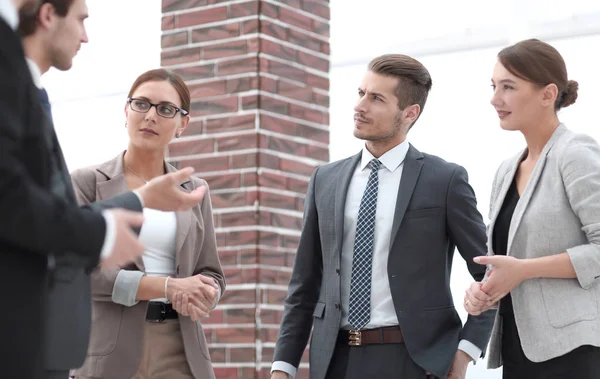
[490,89,501,107]
[354,95,367,114]
[82,26,89,44]
[145,105,159,121]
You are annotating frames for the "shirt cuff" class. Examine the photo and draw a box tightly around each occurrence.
[458,339,482,363]
[100,211,116,260]
[132,189,145,208]
[112,270,145,306]
[271,361,296,378]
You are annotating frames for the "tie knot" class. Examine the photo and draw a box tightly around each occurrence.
[369,159,381,171]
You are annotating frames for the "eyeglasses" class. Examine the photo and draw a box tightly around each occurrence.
[127,97,189,119]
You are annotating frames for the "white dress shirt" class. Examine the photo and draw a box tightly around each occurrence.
[340,140,409,328]
[0,0,18,30]
[272,141,480,378]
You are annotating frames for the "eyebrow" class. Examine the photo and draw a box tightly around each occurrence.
[358,87,388,100]
[491,78,517,84]
[134,96,178,107]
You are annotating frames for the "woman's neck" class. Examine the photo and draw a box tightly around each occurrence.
[123,146,166,182]
[520,113,560,161]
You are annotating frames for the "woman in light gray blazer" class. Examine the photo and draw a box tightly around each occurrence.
[464,39,600,378]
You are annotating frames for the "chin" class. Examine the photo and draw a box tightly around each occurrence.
[499,120,519,131]
[353,129,368,140]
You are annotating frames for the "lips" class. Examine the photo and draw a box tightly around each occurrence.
[496,110,511,119]
[140,128,158,136]
[354,116,370,124]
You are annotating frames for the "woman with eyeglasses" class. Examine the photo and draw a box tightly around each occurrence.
[70,69,225,379]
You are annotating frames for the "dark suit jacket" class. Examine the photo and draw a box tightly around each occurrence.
[32,90,142,372]
[0,18,105,379]
[273,145,495,378]
[43,185,141,371]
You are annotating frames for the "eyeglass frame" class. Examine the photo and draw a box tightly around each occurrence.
[126,97,189,118]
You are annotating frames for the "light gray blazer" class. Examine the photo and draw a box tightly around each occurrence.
[487,124,600,368]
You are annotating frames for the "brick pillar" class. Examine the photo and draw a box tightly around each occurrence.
[161,1,330,378]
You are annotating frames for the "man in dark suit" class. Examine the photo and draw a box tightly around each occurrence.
[271,55,496,379]
[0,1,206,378]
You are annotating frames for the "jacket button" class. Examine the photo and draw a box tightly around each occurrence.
[335,303,341,310]
[336,268,340,275]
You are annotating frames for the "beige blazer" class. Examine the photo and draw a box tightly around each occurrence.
[486,124,600,368]
[69,152,225,379]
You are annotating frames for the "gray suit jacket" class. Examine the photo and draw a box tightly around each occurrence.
[44,172,142,371]
[274,145,495,379]
[486,124,600,368]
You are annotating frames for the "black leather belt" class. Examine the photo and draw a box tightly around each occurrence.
[146,301,178,322]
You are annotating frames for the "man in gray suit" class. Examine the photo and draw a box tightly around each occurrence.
[271,55,495,379]
[17,1,207,378]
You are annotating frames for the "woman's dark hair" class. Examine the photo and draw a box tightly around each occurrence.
[498,38,578,110]
[128,69,191,113]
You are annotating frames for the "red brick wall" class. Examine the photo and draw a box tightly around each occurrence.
[161,1,330,378]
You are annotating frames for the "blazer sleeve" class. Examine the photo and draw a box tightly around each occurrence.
[0,56,105,260]
[445,165,496,355]
[273,167,323,367]
[190,179,225,306]
[561,135,600,289]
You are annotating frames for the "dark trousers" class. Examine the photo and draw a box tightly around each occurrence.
[325,338,435,379]
[502,310,600,379]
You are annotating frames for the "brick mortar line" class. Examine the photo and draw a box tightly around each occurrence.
[190,168,311,182]
[162,32,330,62]
[172,128,329,150]
[210,185,304,198]
[260,53,329,78]
[262,0,330,24]
[161,33,259,53]
[259,14,329,42]
[162,15,257,35]
[167,147,327,167]
[183,89,329,113]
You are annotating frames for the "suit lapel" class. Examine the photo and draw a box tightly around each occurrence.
[96,153,146,270]
[38,97,78,204]
[487,152,524,255]
[164,164,193,271]
[334,152,362,257]
[506,125,566,256]
[390,145,423,244]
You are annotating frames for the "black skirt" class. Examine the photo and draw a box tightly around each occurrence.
[501,302,600,379]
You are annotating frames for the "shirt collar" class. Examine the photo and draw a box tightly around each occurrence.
[360,139,410,172]
[0,0,18,30]
[25,57,43,88]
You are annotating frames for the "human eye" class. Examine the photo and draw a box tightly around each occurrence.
[159,104,175,115]
[134,100,149,109]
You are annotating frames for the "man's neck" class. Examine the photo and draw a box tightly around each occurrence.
[22,37,51,75]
